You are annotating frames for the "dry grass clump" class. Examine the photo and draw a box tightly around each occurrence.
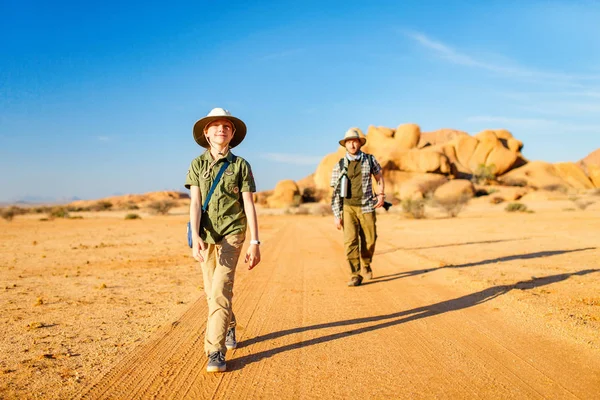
[471,164,496,185]
[569,196,595,210]
[89,200,113,212]
[1,206,29,221]
[125,213,141,220]
[48,207,70,219]
[505,202,531,213]
[431,195,470,218]
[147,200,176,215]
[401,198,426,219]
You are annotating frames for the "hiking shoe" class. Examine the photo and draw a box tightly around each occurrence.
[206,351,226,373]
[363,267,373,280]
[225,327,237,350]
[347,275,363,287]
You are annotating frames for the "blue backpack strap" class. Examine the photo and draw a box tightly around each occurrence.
[202,160,230,212]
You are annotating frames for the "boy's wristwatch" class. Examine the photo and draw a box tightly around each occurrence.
[250,240,261,245]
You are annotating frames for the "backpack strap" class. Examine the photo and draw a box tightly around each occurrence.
[202,160,230,212]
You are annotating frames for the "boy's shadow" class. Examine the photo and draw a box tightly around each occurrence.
[228,269,598,371]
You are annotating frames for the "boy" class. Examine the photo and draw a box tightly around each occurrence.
[185,107,261,372]
[330,128,385,287]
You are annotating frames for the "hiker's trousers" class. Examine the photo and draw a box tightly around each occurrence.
[200,233,245,355]
[343,204,377,276]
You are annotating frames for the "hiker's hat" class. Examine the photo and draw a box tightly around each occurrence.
[339,128,366,147]
[193,108,247,149]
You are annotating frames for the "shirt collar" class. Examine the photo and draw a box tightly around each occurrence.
[346,151,363,162]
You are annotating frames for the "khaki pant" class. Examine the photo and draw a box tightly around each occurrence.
[200,233,245,355]
[343,205,377,277]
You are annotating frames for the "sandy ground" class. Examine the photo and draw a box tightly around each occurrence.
[1,199,599,399]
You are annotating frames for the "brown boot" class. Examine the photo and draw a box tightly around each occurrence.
[347,275,363,287]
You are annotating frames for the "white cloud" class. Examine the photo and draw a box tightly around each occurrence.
[406,31,600,85]
[261,152,323,166]
[466,116,600,133]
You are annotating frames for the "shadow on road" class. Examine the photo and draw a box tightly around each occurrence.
[376,238,532,255]
[228,269,598,371]
[363,247,596,286]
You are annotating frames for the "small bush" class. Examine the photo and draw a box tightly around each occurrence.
[147,200,176,215]
[1,208,16,221]
[90,201,113,211]
[125,213,141,220]
[401,198,426,219]
[48,207,70,219]
[472,164,496,185]
[542,184,568,194]
[503,178,527,187]
[432,195,470,218]
[124,202,139,210]
[569,196,594,210]
[505,202,529,213]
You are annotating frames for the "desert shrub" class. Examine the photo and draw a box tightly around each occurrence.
[1,208,16,221]
[401,198,426,219]
[505,202,529,213]
[89,200,113,211]
[490,197,504,204]
[124,202,139,210]
[542,184,568,194]
[68,215,84,220]
[472,164,496,185]
[125,213,141,220]
[502,178,527,187]
[48,207,70,219]
[569,196,594,210]
[147,200,176,215]
[432,195,470,218]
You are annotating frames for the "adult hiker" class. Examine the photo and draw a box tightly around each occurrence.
[330,128,385,287]
[185,107,261,372]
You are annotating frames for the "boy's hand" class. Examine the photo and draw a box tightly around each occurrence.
[334,217,343,230]
[245,244,261,270]
[374,193,385,208]
[192,238,207,262]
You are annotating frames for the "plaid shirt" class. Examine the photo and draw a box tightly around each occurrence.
[330,151,382,220]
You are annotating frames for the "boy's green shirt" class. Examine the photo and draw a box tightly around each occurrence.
[185,150,256,244]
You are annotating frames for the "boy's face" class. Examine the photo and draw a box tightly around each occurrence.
[344,138,361,155]
[204,118,234,147]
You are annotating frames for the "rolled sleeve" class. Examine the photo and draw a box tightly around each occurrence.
[240,160,256,193]
[184,160,201,189]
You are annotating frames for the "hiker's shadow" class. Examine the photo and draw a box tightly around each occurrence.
[228,269,598,371]
[376,238,532,255]
[362,247,596,286]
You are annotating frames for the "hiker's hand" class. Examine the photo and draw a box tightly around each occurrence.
[374,193,385,208]
[245,244,261,270]
[192,238,206,262]
[334,217,343,230]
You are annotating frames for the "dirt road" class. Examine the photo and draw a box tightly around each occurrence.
[72,211,600,399]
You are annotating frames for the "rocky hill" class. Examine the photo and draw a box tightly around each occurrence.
[262,123,599,208]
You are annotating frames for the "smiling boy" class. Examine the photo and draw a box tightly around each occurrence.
[185,108,261,372]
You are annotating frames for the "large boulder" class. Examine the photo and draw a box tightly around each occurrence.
[266,180,301,208]
[553,162,594,190]
[587,165,600,188]
[418,129,469,148]
[394,123,421,150]
[314,148,345,191]
[499,161,569,191]
[390,149,451,174]
[398,174,448,200]
[434,179,475,200]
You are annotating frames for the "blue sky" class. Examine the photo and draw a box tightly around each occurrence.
[1,0,599,202]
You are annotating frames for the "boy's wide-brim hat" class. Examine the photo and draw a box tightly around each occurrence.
[193,108,247,149]
[339,128,366,147]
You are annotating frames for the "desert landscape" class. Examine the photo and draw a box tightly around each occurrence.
[2,125,600,399]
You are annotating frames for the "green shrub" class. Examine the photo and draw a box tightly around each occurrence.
[90,200,113,211]
[125,213,141,220]
[147,200,176,215]
[472,164,496,185]
[569,196,594,210]
[48,207,70,219]
[401,198,426,219]
[505,202,529,213]
[432,195,470,218]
